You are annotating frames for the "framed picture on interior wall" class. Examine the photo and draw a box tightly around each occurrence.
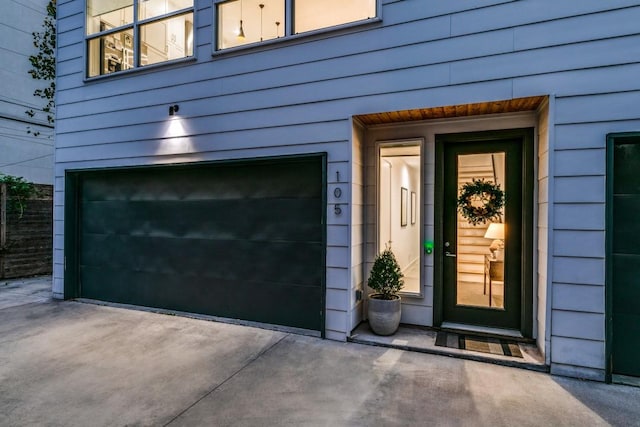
[401,187,408,227]
[411,191,416,225]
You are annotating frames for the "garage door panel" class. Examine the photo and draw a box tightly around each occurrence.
[77,156,326,332]
[612,195,640,254]
[81,198,323,242]
[610,135,640,378]
[612,256,640,315]
[81,235,323,287]
[80,267,323,331]
[82,161,322,202]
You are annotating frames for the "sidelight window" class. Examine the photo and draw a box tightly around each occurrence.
[216,0,377,50]
[86,0,194,77]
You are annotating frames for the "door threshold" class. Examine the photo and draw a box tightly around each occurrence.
[349,323,547,373]
[440,322,528,341]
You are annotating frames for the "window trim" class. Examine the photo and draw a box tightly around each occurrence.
[84,0,196,80]
[212,0,382,55]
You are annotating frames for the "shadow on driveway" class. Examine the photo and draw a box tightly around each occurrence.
[1,295,639,426]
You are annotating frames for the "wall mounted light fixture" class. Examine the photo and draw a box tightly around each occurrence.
[169,104,179,116]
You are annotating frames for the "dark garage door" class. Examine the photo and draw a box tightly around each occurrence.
[75,155,326,333]
[608,134,640,380]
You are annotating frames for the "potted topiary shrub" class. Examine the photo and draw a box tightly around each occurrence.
[367,248,404,335]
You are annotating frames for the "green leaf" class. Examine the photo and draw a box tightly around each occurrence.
[367,248,404,299]
[0,175,37,218]
[26,0,56,133]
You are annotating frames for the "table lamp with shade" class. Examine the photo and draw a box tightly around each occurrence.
[484,223,505,260]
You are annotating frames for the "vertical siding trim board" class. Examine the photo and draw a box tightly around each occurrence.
[63,172,79,299]
[321,153,329,339]
[81,0,87,81]
[545,95,556,366]
[349,117,366,333]
[605,132,614,382]
[535,97,548,360]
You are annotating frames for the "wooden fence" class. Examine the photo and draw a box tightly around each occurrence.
[0,183,53,279]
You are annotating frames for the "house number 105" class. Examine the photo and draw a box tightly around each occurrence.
[334,185,343,215]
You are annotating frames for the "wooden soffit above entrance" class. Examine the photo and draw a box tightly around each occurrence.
[356,96,546,126]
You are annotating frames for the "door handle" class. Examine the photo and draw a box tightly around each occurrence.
[445,251,457,257]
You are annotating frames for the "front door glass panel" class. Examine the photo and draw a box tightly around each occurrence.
[378,142,422,294]
[455,153,505,309]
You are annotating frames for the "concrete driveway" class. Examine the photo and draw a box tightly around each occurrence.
[1,278,639,426]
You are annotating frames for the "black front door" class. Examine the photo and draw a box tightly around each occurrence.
[436,129,533,334]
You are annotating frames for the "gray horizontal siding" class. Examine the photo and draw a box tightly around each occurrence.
[551,336,605,372]
[451,0,640,36]
[57,3,640,99]
[53,16,640,169]
[546,96,631,374]
[57,25,640,113]
[553,283,605,313]
[556,91,640,125]
[553,257,605,286]
[55,120,350,153]
[55,0,640,347]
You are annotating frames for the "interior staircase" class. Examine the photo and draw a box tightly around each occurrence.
[457,162,496,284]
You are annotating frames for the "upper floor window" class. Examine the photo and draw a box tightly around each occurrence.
[217,0,377,50]
[86,0,194,78]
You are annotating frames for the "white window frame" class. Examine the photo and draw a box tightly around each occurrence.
[84,0,196,79]
[212,0,382,54]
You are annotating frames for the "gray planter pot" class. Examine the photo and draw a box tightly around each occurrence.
[368,294,401,336]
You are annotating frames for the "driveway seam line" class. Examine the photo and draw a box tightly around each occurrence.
[162,333,289,426]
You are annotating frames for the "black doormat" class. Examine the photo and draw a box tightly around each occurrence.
[435,332,523,358]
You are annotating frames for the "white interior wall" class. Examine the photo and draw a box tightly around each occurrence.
[380,156,420,270]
